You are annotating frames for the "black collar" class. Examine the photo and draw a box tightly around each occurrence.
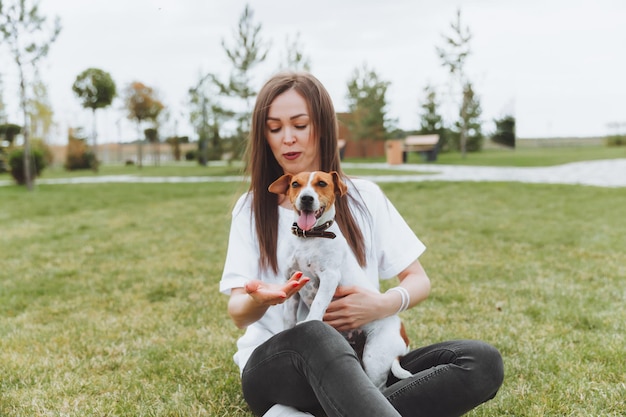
[291,220,336,239]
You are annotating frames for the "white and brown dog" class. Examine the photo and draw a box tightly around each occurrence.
[269,171,412,389]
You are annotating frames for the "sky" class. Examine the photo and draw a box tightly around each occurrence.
[1,0,625,144]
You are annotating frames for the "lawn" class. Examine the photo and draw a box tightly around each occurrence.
[1,158,625,415]
[399,145,626,166]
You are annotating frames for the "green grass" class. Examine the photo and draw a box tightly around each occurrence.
[37,161,246,179]
[1,159,625,416]
[371,145,626,167]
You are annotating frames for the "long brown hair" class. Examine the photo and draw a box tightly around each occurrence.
[244,71,366,273]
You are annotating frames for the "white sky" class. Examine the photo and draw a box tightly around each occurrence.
[1,0,625,143]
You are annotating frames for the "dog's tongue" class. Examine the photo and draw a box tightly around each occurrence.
[297,211,317,231]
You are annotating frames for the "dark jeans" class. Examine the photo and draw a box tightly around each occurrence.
[242,321,504,417]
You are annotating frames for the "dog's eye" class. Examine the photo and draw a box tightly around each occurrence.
[291,181,301,188]
[317,181,327,187]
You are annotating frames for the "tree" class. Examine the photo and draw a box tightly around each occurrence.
[282,32,311,72]
[492,115,516,148]
[144,127,160,166]
[346,64,392,157]
[28,79,54,142]
[211,3,269,159]
[124,81,164,168]
[189,73,234,165]
[417,84,448,152]
[454,82,483,152]
[72,68,117,170]
[436,8,474,158]
[0,123,21,146]
[0,75,7,124]
[418,84,444,134]
[0,0,61,190]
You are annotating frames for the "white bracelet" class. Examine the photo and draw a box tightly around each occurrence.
[386,286,410,314]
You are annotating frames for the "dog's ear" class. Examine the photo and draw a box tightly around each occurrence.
[330,171,348,196]
[268,174,293,195]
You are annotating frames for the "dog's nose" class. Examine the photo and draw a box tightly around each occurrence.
[300,195,314,205]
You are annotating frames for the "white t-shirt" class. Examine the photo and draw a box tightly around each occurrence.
[219,178,426,374]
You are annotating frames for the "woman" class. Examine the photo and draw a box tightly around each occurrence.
[220,72,504,417]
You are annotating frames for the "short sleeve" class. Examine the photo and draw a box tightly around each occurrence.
[219,194,258,294]
[352,180,426,279]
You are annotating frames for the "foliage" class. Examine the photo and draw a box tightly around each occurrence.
[124,81,164,168]
[0,0,61,189]
[188,75,233,165]
[8,145,46,184]
[72,68,116,171]
[436,8,479,157]
[64,127,97,171]
[165,136,188,161]
[491,115,516,148]
[72,68,117,111]
[27,79,54,141]
[0,74,7,123]
[455,82,483,152]
[417,84,447,151]
[124,82,164,124]
[281,31,311,72]
[209,4,269,159]
[605,135,626,147]
[0,123,22,145]
[418,85,444,134]
[144,127,158,143]
[346,64,393,157]
[0,121,21,173]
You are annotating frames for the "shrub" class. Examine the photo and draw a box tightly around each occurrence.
[65,129,98,171]
[492,116,516,148]
[0,123,22,146]
[185,149,197,161]
[0,149,7,173]
[606,135,626,147]
[9,148,46,185]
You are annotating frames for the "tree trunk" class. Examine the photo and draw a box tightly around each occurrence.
[136,121,143,169]
[18,59,33,190]
[92,108,99,172]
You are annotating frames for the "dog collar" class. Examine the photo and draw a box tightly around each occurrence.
[291,220,336,239]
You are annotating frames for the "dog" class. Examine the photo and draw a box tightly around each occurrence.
[268,170,412,389]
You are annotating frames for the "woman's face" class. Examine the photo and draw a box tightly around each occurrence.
[266,89,320,175]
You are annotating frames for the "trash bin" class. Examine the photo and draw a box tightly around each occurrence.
[385,139,404,165]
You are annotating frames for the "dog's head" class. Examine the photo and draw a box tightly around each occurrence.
[269,171,347,231]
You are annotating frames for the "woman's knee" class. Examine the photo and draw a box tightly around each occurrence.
[464,340,504,399]
[286,321,358,363]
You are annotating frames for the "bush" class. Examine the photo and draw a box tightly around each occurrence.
[0,149,7,173]
[492,116,516,148]
[606,135,626,147]
[185,149,197,161]
[65,130,98,171]
[9,148,46,185]
[0,123,22,146]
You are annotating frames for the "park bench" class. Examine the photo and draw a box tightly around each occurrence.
[403,134,440,162]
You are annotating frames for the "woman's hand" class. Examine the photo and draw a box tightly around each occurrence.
[245,272,310,306]
[323,259,431,332]
[228,271,310,328]
[323,285,390,332]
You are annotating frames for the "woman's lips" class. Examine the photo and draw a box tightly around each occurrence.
[283,152,301,161]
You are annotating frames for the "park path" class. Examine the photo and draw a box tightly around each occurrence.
[343,158,626,188]
[1,158,625,188]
